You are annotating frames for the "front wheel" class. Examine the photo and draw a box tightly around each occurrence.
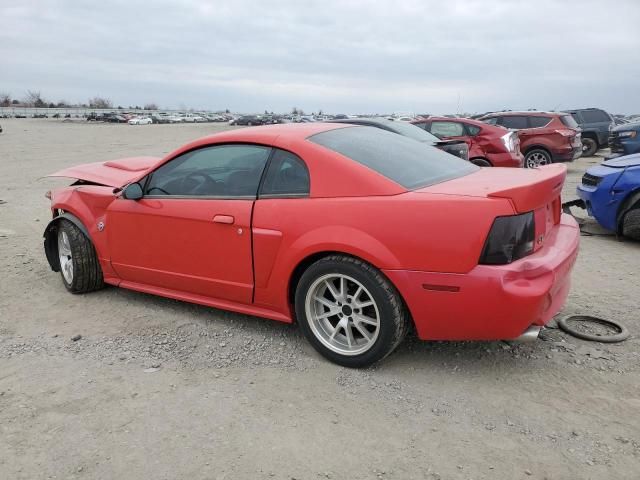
[524,149,552,168]
[622,208,640,240]
[295,255,410,368]
[57,219,104,293]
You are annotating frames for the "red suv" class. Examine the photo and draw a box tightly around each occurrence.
[412,117,523,168]
[478,111,582,168]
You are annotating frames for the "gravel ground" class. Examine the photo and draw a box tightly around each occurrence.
[1,119,639,479]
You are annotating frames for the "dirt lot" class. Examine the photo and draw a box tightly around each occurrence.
[1,119,639,479]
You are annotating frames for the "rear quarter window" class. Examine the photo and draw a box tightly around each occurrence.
[309,126,477,189]
[560,115,580,129]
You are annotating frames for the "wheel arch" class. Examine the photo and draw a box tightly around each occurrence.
[43,212,90,272]
[287,250,413,327]
[470,157,493,167]
[523,144,552,156]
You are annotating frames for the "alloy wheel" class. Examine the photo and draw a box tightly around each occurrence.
[526,152,550,168]
[305,273,380,356]
[58,229,74,284]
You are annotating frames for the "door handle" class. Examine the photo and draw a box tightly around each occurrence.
[213,215,235,225]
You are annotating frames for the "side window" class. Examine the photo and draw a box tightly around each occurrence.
[466,125,481,136]
[581,110,610,123]
[145,144,271,197]
[483,117,498,125]
[529,116,552,128]
[412,121,430,131]
[430,121,465,138]
[500,116,528,129]
[260,149,310,197]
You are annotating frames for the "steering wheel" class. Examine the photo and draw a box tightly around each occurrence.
[180,172,219,195]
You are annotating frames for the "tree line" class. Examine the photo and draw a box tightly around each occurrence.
[0,90,158,110]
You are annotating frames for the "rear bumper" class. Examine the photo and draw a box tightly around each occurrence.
[488,151,524,168]
[552,146,582,162]
[383,214,580,341]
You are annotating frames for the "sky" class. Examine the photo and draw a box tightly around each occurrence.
[1,0,640,115]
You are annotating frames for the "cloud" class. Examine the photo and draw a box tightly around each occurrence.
[1,0,639,113]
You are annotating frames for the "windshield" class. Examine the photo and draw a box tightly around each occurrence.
[310,126,477,189]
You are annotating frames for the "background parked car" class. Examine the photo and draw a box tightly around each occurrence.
[479,111,582,168]
[412,117,523,167]
[566,108,614,156]
[576,153,640,240]
[128,117,152,125]
[329,117,469,161]
[231,115,265,126]
[608,122,640,157]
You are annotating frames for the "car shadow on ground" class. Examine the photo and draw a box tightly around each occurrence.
[87,286,559,373]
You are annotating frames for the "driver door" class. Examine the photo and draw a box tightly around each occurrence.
[106,144,272,304]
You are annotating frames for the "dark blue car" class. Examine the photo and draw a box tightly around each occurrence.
[576,154,640,240]
[608,122,640,157]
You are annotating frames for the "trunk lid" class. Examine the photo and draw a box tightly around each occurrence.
[418,164,566,252]
[47,156,161,187]
[417,163,566,213]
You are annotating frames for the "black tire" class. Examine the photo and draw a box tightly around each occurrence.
[581,137,598,157]
[471,158,492,167]
[622,207,640,240]
[57,219,104,294]
[295,255,410,368]
[558,315,629,343]
[524,149,552,168]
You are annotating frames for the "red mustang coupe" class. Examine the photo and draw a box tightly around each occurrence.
[44,123,579,367]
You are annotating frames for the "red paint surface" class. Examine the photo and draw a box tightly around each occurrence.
[47,123,580,340]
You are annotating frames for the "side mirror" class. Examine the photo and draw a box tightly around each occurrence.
[122,182,143,200]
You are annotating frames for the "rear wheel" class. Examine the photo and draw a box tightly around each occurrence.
[582,137,598,157]
[471,158,491,167]
[622,208,640,240]
[295,255,409,368]
[525,149,551,168]
[57,219,104,293]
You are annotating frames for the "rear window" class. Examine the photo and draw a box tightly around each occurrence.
[529,116,552,128]
[309,126,477,189]
[383,120,441,144]
[560,115,579,129]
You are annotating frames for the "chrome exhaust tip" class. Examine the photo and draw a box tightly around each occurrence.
[512,326,542,343]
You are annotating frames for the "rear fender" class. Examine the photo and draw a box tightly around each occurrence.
[43,212,89,272]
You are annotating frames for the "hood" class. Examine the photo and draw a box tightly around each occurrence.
[613,121,640,132]
[416,163,566,213]
[47,156,162,187]
[602,153,640,168]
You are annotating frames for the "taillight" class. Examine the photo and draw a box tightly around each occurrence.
[555,129,575,137]
[500,132,516,152]
[479,212,535,265]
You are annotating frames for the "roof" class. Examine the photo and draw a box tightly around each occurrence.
[417,116,496,128]
[481,111,567,117]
